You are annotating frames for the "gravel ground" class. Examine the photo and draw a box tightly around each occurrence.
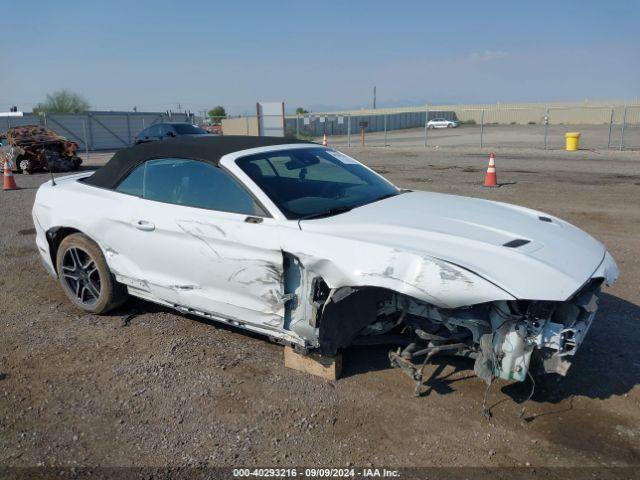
[1,145,639,470]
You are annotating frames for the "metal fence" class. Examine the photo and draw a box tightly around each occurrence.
[5,106,637,152]
[0,111,194,151]
[620,106,640,150]
[288,105,640,151]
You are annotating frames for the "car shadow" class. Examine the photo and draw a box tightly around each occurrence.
[343,293,640,404]
[502,292,640,404]
[341,344,403,378]
[109,296,270,343]
[111,293,639,404]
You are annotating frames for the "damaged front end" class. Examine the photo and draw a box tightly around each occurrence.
[299,276,606,391]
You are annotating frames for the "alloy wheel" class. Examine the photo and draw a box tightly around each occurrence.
[61,247,102,306]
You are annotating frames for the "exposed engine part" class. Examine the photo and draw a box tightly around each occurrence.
[311,279,604,389]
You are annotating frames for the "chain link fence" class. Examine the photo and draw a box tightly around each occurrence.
[4,106,637,152]
[286,105,640,151]
[620,106,640,150]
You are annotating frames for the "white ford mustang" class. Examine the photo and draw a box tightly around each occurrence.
[32,136,618,386]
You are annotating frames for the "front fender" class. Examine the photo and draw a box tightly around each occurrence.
[287,235,515,308]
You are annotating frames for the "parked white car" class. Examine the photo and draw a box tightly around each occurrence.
[32,137,618,387]
[427,118,459,129]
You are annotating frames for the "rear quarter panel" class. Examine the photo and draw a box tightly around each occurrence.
[32,173,140,278]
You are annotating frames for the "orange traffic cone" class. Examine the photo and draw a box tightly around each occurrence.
[322,134,328,147]
[483,152,498,187]
[3,157,19,191]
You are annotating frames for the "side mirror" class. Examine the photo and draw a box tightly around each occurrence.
[166,131,176,137]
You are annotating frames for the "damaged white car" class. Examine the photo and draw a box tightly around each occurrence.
[32,136,618,389]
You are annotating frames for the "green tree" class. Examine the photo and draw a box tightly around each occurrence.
[295,107,309,114]
[34,90,90,114]
[208,106,227,122]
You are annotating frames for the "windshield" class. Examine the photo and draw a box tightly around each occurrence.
[172,124,207,135]
[236,147,399,219]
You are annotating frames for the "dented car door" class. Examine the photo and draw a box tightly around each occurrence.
[118,158,285,327]
[133,204,284,325]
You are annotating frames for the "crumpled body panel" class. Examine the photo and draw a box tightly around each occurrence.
[283,231,515,309]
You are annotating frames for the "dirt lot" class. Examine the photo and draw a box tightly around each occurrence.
[1,146,639,470]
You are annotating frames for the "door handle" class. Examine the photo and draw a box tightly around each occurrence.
[134,220,155,231]
[244,216,263,224]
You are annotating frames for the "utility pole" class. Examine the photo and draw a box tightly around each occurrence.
[373,86,377,110]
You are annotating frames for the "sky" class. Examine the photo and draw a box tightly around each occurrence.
[2,0,639,114]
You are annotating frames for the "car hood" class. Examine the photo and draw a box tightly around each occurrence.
[299,191,609,301]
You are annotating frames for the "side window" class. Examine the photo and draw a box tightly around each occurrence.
[148,124,161,137]
[115,163,145,196]
[142,158,265,215]
[159,124,174,137]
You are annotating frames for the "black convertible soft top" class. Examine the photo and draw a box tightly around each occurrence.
[83,135,314,189]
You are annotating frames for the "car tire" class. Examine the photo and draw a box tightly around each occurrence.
[56,233,128,314]
[17,157,31,174]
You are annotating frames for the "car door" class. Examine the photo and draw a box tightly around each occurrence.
[118,157,286,328]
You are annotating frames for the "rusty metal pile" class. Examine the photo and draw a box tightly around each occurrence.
[2,125,82,174]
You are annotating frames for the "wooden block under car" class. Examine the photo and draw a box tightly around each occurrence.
[284,346,342,380]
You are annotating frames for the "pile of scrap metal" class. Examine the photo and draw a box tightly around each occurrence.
[2,125,82,174]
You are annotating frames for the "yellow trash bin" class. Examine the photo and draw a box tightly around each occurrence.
[565,132,580,151]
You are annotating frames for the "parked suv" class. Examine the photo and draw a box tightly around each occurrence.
[134,123,208,144]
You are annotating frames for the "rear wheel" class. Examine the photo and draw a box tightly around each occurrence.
[56,233,128,314]
[18,157,32,174]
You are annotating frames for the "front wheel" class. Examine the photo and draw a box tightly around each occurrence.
[56,233,128,314]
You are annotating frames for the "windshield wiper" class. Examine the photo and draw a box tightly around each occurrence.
[298,205,354,222]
